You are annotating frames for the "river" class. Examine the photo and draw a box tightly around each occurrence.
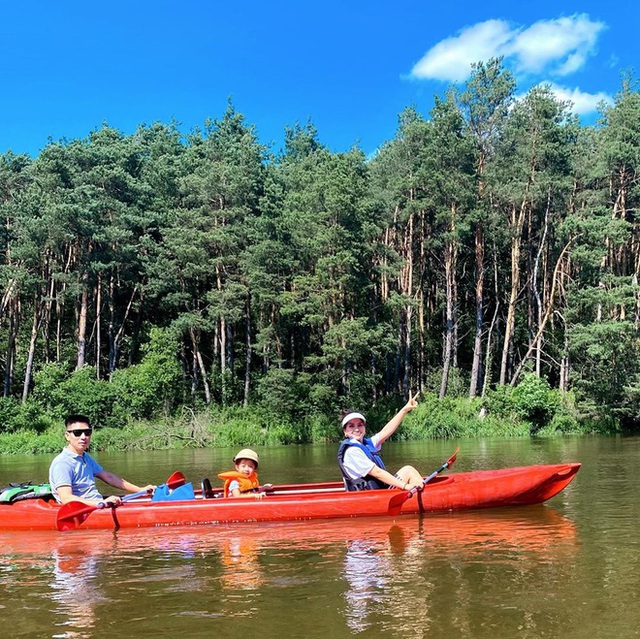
[0,435,638,639]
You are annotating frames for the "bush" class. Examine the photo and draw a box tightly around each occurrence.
[0,396,56,433]
[32,363,118,427]
[0,427,63,455]
[483,375,561,433]
[110,328,183,422]
[254,368,314,421]
[307,413,336,442]
[511,374,559,431]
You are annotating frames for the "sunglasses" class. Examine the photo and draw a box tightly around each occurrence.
[67,428,93,437]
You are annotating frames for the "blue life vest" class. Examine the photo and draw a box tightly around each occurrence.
[337,438,387,491]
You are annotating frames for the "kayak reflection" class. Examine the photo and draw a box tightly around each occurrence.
[0,506,577,559]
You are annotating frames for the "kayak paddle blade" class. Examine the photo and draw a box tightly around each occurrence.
[387,491,411,516]
[166,471,186,490]
[56,502,98,531]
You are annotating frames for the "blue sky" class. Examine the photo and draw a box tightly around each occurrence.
[1,1,636,158]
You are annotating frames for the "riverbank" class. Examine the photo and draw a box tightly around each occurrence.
[0,390,611,456]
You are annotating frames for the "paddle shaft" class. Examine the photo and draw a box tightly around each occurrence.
[410,447,459,496]
[95,489,150,509]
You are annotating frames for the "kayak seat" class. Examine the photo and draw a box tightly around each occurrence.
[201,478,214,499]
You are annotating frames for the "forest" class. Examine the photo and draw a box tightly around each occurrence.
[1,58,639,448]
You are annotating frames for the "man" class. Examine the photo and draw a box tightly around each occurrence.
[49,414,155,506]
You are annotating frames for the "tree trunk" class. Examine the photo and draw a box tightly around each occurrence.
[76,273,89,370]
[219,315,227,401]
[532,197,550,377]
[499,202,526,385]
[96,274,102,379]
[4,299,17,397]
[109,283,138,375]
[191,327,211,404]
[22,297,41,402]
[440,206,458,398]
[244,294,252,407]
[469,222,484,396]
[510,239,574,386]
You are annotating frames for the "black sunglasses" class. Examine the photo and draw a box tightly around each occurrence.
[67,428,93,437]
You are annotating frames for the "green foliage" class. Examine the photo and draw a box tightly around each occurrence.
[32,364,117,427]
[483,375,566,433]
[405,393,528,439]
[0,427,63,455]
[254,367,312,421]
[569,320,640,422]
[511,374,560,430]
[110,328,183,422]
[0,397,55,433]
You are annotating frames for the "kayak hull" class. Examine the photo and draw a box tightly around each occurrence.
[0,463,581,531]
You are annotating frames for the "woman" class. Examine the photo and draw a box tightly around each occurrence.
[337,393,425,492]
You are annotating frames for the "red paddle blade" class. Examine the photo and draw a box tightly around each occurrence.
[387,491,410,516]
[56,502,97,532]
[166,471,186,490]
[387,448,461,517]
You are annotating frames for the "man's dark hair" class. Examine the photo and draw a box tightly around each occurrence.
[65,414,91,429]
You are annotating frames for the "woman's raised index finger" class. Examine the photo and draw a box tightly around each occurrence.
[411,391,420,402]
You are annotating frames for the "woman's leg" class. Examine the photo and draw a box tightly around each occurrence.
[395,465,424,486]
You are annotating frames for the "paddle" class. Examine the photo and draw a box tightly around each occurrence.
[56,470,186,532]
[387,448,459,516]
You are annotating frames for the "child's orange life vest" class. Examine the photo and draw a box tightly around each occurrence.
[217,471,260,497]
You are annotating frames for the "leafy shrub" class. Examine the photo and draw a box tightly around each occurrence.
[482,385,518,419]
[110,328,183,422]
[32,363,118,427]
[511,374,559,431]
[0,427,63,455]
[0,396,56,433]
[308,413,336,442]
[254,367,314,421]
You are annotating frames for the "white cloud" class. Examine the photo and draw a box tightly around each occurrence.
[410,14,606,83]
[410,20,513,83]
[546,83,613,115]
[508,15,606,77]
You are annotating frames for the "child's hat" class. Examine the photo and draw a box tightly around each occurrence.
[233,448,259,467]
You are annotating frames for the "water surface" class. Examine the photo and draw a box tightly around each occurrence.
[1,436,638,638]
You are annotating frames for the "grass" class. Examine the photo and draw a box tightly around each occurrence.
[0,401,606,456]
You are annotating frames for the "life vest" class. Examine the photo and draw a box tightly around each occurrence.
[217,471,260,497]
[0,482,52,504]
[337,438,387,491]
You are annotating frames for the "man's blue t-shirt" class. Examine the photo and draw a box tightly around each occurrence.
[49,448,104,502]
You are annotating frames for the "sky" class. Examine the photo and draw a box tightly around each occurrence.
[1,1,637,159]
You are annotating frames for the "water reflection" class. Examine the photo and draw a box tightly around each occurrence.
[338,508,578,636]
[220,536,263,590]
[0,508,578,638]
[50,543,105,638]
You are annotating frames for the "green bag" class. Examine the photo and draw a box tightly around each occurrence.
[0,482,53,504]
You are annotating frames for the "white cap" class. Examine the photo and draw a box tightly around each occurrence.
[341,412,366,428]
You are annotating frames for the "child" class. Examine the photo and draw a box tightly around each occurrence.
[218,449,270,499]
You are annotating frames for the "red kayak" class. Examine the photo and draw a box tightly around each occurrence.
[0,462,580,532]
